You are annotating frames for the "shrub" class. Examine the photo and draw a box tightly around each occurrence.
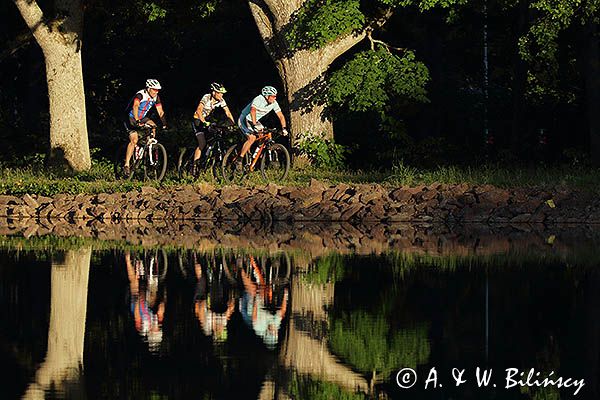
[295,131,348,169]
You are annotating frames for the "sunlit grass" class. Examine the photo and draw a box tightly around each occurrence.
[1,154,599,196]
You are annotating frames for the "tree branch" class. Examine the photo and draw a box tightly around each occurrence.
[318,7,394,66]
[12,0,51,48]
[366,30,406,52]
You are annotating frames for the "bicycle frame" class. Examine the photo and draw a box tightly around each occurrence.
[147,137,158,165]
[248,131,273,171]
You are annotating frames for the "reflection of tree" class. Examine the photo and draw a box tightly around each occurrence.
[278,274,370,395]
[329,312,430,377]
[22,248,91,400]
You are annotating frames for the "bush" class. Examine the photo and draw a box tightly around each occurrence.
[295,131,348,169]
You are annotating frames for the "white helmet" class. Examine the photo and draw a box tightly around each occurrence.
[146,79,162,90]
[261,86,277,97]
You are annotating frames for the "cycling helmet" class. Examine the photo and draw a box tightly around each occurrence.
[210,82,227,93]
[261,86,278,97]
[146,79,162,90]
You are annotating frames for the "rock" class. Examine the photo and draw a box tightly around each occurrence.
[389,188,413,204]
[0,195,22,205]
[22,194,39,209]
[141,186,159,195]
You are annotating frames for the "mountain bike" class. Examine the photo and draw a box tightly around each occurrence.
[114,124,168,182]
[221,128,290,184]
[177,124,236,182]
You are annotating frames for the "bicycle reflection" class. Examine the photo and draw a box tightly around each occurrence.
[192,251,236,342]
[179,250,291,349]
[239,255,289,349]
[125,250,167,353]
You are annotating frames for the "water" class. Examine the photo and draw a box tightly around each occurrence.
[0,230,599,399]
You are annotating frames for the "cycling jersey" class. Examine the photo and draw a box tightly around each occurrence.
[128,89,161,120]
[238,95,281,135]
[194,93,227,120]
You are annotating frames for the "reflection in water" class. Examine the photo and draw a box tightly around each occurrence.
[192,251,236,342]
[0,239,599,399]
[22,248,91,400]
[125,250,167,353]
[240,255,289,350]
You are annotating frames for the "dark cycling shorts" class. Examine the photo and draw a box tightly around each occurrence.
[193,119,209,150]
[127,116,153,133]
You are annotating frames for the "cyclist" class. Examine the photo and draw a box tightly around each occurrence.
[192,82,235,173]
[237,86,288,165]
[124,79,167,176]
[125,251,166,353]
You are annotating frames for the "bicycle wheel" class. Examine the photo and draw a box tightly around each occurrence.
[221,144,247,184]
[177,148,199,180]
[144,143,168,182]
[260,143,290,182]
[114,144,135,180]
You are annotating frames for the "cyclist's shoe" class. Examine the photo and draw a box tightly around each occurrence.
[123,165,131,176]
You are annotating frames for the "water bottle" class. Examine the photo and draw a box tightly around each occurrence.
[252,146,260,160]
[135,146,144,160]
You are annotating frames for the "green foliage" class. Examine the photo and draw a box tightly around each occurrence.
[328,49,430,112]
[302,253,346,284]
[286,0,365,51]
[141,3,167,22]
[329,311,430,376]
[295,131,348,169]
[288,373,367,400]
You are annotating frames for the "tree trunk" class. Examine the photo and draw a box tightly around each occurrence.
[247,0,370,144]
[22,248,91,400]
[44,44,90,170]
[13,0,91,171]
[583,20,600,164]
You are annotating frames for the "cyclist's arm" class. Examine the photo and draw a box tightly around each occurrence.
[275,110,287,130]
[223,105,235,125]
[250,106,258,127]
[195,102,207,123]
[132,98,141,122]
[156,103,167,125]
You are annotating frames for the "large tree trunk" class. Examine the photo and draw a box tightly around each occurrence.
[13,0,91,171]
[247,0,370,143]
[583,19,600,164]
[22,248,91,400]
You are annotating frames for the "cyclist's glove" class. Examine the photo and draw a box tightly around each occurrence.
[203,121,211,127]
[282,128,289,137]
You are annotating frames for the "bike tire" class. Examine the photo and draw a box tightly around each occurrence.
[260,143,290,182]
[144,143,168,182]
[221,144,247,184]
[177,148,199,180]
[114,144,135,180]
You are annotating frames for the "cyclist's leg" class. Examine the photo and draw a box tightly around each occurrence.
[194,130,207,162]
[125,128,138,169]
[238,118,261,159]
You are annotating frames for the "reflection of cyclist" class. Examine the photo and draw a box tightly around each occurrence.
[125,251,166,352]
[239,256,288,349]
[192,83,236,173]
[237,86,288,164]
[193,252,236,342]
[124,79,167,176]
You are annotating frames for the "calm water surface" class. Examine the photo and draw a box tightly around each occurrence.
[1,240,599,399]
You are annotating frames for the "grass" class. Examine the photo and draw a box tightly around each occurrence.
[1,153,600,196]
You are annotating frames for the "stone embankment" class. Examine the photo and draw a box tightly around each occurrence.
[1,180,600,223]
[2,218,599,263]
